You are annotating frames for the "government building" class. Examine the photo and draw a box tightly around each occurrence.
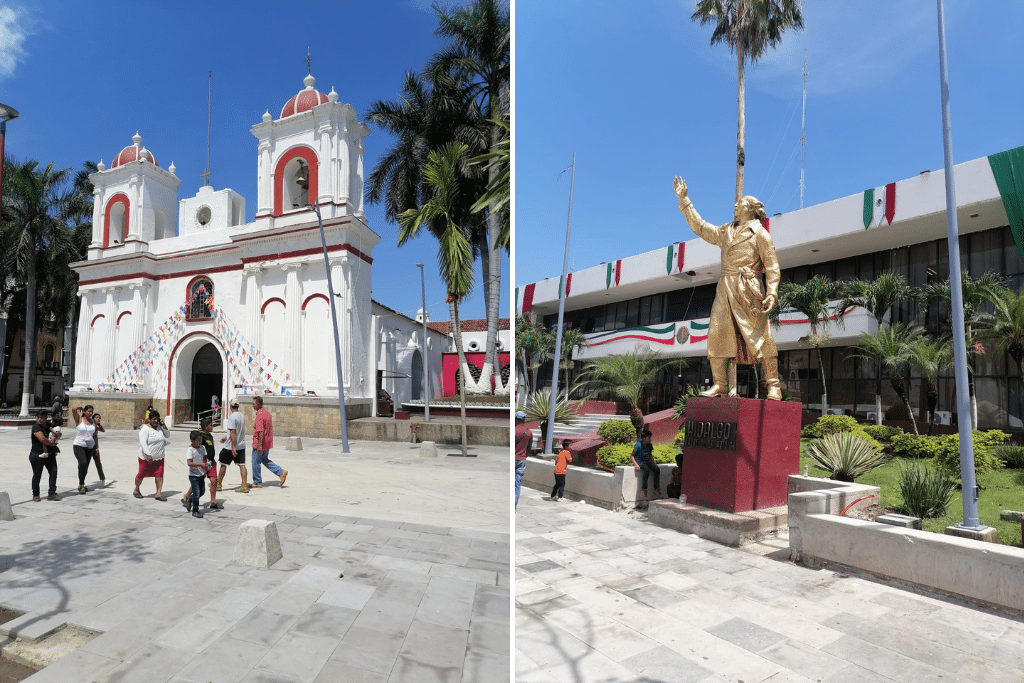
[519,146,1024,431]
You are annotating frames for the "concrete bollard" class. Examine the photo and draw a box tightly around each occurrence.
[286,436,303,451]
[0,493,13,521]
[232,520,283,569]
[420,440,438,458]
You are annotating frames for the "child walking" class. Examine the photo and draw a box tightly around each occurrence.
[550,439,572,501]
[185,430,206,519]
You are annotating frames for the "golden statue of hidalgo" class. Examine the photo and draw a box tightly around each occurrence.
[673,177,782,400]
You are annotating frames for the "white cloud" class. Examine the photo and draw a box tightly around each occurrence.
[0,5,31,81]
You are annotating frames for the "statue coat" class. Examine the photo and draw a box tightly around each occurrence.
[680,204,781,365]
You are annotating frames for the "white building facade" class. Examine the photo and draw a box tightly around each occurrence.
[68,73,442,431]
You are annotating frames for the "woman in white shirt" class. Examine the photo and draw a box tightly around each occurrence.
[135,410,170,500]
[71,405,104,494]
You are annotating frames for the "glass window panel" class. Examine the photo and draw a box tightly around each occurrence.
[592,306,606,332]
[1003,226,1024,278]
[835,258,856,282]
[614,302,627,329]
[625,299,639,328]
[650,294,664,325]
[969,229,1003,277]
[640,297,653,326]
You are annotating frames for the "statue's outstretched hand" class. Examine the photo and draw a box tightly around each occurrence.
[673,177,688,203]
[762,294,777,314]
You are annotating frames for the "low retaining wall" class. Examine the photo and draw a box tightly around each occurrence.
[347,419,508,446]
[522,457,673,509]
[789,475,1024,614]
[649,501,787,547]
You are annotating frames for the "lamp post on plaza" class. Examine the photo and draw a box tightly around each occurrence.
[416,263,430,422]
[0,104,18,389]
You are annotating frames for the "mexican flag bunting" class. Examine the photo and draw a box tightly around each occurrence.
[760,216,770,232]
[863,182,896,228]
[564,273,572,297]
[665,243,686,274]
[515,284,535,315]
[606,259,622,288]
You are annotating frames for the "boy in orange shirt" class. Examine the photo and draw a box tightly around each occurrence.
[550,439,573,501]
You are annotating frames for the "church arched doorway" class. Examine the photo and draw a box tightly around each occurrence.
[411,349,423,400]
[191,343,223,420]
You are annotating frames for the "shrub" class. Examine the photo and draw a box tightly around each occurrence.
[890,433,942,459]
[992,443,1024,469]
[597,420,637,445]
[800,414,860,439]
[673,429,686,449]
[861,425,905,443]
[885,403,912,422]
[597,443,677,469]
[932,430,1008,480]
[898,463,956,518]
[806,432,888,482]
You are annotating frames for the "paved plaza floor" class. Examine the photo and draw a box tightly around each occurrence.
[515,487,1024,683]
[0,427,510,682]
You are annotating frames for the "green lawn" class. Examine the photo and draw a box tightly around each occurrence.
[798,437,1024,547]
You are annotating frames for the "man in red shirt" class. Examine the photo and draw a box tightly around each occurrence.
[251,396,287,488]
[514,411,532,508]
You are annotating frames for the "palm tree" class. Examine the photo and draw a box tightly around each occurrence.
[398,142,476,455]
[922,273,1004,429]
[909,337,953,436]
[428,0,510,395]
[514,315,553,400]
[771,275,844,415]
[579,344,686,437]
[366,71,490,396]
[691,0,804,201]
[840,272,915,424]
[985,285,1024,378]
[0,157,79,416]
[558,328,589,394]
[469,112,509,250]
[848,324,925,435]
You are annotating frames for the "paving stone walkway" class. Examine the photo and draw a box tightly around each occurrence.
[515,487,1024,683]
[0,431,510,683]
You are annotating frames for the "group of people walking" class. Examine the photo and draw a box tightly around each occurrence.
[29,396,288,509]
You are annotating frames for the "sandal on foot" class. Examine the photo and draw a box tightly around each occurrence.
[133,490,143,498]
[154,495,166,501]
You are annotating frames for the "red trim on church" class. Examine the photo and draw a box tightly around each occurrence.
[261,297,286,314]
[90,314,105,327]
[273,146,318,217]
[103,193,130,247]
[302,293,329,310]
[240,242,372,265]
[116,311,132,325]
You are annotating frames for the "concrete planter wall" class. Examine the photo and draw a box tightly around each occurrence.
[522,457,674,509]
[788,475,1024,613]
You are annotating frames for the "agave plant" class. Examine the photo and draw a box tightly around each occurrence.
[521,387,579,425]
[806,432,888,482]
[898,463,956,518]
[671,385,702,420]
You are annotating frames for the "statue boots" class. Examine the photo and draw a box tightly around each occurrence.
[763,356,782,400]
[701,358,737,398]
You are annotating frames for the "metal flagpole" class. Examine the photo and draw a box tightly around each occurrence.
[936,0,983,530]
[416,263,430,421]
[545,154,575,454]
[309,200,350,452]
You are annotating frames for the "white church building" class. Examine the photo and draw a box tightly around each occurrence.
[68,72,445,434]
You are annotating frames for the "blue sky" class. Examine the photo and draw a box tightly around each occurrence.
[515,1,1024,289]
[0,0,506,325]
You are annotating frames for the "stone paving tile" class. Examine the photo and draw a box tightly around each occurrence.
[223,607,301,648]
[313,660,388,683]
[330,625,405,675]
[759,638,852,681]
[351,596,419,635]
[99,642,191,683]
[254,631,339,682]
[619,644,711,683]
[821,634,971,683]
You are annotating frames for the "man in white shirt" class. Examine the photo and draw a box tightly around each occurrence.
[218,400,249,493]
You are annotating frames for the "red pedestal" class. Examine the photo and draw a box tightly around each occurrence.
[681,396,801,513]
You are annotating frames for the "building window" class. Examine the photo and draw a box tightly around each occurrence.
[43,344,54,364]
[188,278,214,320]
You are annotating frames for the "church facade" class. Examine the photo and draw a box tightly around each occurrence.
[67,73,444,433]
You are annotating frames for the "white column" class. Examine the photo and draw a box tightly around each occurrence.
[338,137,351,208]
[283,263,304,389]
[244,266,263,390]
[127,177,140,240]
[73,291,94,390]
[317,122,332,207]
[331,256,350,387]
[259,142,272,215]
[91,189,103,247]
[104,288,121,380]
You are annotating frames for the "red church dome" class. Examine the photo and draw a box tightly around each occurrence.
[280,74,329,118]
[111,132,159,168]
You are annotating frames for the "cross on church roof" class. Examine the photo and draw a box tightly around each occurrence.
[200,168,210,186]
[306,48,312,75]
